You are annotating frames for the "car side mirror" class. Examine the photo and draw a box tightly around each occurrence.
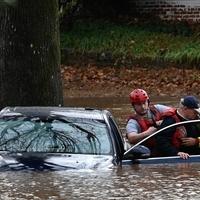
[123,145,151,160]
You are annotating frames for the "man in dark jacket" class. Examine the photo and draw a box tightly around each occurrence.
[156,96,200,159]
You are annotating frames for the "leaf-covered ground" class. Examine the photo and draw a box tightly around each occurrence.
[61,65,200,98]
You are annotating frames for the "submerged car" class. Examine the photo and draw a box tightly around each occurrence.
[0,106,200,170]
[0,106,125,170]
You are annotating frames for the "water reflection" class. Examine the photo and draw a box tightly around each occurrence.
[1,163,200,199]
[117,163,200,199]
[0,96,200,199]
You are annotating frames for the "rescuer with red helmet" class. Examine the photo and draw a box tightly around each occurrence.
[126,89,174,151]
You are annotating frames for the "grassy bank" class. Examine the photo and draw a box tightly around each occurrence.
[61,20,200,66]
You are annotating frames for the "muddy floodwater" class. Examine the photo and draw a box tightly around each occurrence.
[0,96,200,200]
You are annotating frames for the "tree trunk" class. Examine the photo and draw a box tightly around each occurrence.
[0,0,63,108]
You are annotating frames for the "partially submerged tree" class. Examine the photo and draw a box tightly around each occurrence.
[0,0,63,108]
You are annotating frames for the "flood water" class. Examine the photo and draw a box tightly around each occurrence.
[1,96,200,200]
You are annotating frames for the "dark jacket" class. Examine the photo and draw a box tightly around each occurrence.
[156,111,200,156]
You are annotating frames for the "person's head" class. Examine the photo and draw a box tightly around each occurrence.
[179,96,200,120]
[129,89,149,115]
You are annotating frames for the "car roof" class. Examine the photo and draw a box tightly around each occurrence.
[0,107,111,120]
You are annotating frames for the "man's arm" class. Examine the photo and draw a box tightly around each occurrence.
[156,117,178,156]
[126,119,157,144]
[181,124,200,147]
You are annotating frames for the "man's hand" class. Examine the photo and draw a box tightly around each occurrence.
[181,137,199,147]
[177,152,189,159]
[156,120,163,126]
[146,126,157,136]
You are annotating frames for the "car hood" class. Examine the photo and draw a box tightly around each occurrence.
[0,152,114,171]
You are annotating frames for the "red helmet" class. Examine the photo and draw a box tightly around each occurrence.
[129,89,149,104]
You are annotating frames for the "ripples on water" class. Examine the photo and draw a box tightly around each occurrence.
[0,97,200,199]
[0,163,200,199]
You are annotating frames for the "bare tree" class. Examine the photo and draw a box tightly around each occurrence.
[0,0,63,108]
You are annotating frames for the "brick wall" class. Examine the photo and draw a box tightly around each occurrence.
[130,0,200,23]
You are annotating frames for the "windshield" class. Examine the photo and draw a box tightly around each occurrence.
[0,115,112,155]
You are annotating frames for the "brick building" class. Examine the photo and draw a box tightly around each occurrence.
[130,0,200,23]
